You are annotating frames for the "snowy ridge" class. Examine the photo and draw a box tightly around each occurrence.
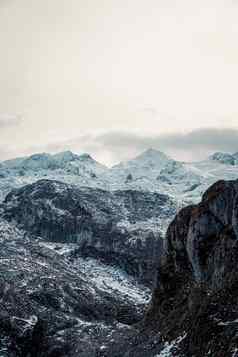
[1,149,238,355]
[1,148,238,208]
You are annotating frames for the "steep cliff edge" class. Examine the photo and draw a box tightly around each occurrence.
[146,179,238,356]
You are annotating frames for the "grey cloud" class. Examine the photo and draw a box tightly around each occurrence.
[79,128,238,163]
[83,128,238,153]
[2,127,238,165]
[37,127,238,164]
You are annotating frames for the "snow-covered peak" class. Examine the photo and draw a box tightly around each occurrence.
[3,148,238,207]
[53,151,95,163]
[111,148,171,172]
[1,151,107,172]
[102,148,174,192]
[53,150,79,163]
[0,151,109,197]
[21,153,54,170]
[209,152,236,165]
[134,148,170,163]
[232,152,238,161]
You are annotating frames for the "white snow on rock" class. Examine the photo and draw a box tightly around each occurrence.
[1,148,238,210]
[36,241,150,305]
[74,257,150,305]
[154,333,187,357]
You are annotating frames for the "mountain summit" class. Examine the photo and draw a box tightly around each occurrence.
[2,148,238,205]
[134,148,170,162]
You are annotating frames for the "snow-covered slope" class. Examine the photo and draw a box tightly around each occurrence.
[108,148,172,180]
[0,151,108,201]
[184,158,238,202]
[208,150,238,166]
[104,149,238,205]
[102,148,174,192]
[1,148,238,207]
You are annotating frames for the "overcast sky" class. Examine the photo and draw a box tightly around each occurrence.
[1,0,238,165]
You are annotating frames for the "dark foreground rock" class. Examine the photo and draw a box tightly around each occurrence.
[0,218,151,357]
[146,179,238,356]
[2,179,238,356]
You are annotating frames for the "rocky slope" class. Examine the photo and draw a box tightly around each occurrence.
[146,179,238,356]
[0,151,108,202]
[0,218,151,357]
[0,179,176,285]
[1,177,238,355]
[1,149,238,355]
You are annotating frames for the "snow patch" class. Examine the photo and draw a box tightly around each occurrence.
[154,334,187,357]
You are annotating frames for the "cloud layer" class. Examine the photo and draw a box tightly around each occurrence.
[78,128,238,163]
[2,127,238,165]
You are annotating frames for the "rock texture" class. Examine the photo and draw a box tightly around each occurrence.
[146,179,238,356]
[0,179,175,285]
[0,218,151,357]
[2,176,238,356]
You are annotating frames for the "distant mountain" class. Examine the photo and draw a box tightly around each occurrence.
[1,150,107,173]
[209,151,237,165]
[111,148,172,177]
[0,150,108,201]
[1,148,238,207]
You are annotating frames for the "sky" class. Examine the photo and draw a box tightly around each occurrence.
[1,0,238,165]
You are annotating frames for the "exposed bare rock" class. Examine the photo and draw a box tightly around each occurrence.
[146,179,238,356]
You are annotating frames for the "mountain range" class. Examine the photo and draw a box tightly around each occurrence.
[1,148,238,356]
[2,148,238,205]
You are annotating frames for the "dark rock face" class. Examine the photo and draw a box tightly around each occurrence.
[147,179,238,356]
[0,218,151,357]
[1,179,175,284]
[3,177,238,356]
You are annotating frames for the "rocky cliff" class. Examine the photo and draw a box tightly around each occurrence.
[146,179,238,356]
[0,218,150,357]
[1,178,238,356]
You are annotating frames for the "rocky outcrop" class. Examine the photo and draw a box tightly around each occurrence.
[146,179,238,356]
[0,179,176,284]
